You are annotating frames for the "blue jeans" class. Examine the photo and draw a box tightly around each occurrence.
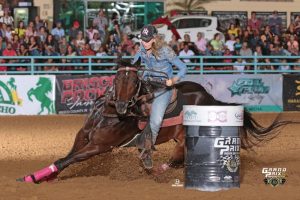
[149,89,172,143]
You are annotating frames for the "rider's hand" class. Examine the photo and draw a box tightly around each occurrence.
[166,79,173,87]
[166,77,180,87]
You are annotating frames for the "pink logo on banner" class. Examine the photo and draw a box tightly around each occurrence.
[208,111,227,123]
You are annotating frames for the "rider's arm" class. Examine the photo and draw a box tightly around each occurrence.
[165,46,187,82]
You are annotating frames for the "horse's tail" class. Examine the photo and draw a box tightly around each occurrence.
[215,100,292,150]
[240,110,291,150]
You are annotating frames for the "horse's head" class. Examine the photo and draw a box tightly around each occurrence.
[113,59,141,115]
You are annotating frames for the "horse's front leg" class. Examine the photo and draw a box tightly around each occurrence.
[154,125,185,175]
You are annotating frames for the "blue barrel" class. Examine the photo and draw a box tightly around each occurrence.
[183,106,243,191]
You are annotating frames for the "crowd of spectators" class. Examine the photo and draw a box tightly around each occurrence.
[1,9,300,72]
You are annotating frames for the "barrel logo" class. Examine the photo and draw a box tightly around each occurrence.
[184,110,200,121]
[234,112,244,121]
[208,111,227,123]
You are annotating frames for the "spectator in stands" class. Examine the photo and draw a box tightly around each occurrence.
[223,48,233,70]
[69,20,80,41]
[121,21,132,36]
[225,34,236,53]
[181,33,197,53]
[227,23,239,37]
[168,34,180,54]
[5,25,13,42]
[36,26,48,44]
[59,36,68,55]
[28,36,40,56]
[0,23,7,39]
[3,42,17,71]
[93,9,108,41]
[89,33,102,52]
[81,43,95,57]
[17,43,29,71]
[12,34,20,52]
[248,12,261,33]
[195,32,207,55]
[249,30,260,51]
[75,31,86,51]
[240,41,253,58]
[106,33,119,55]
[15,21,26,38]
[0,10,14,27]
[210,33,224,55]
[44,34,57,56]
[287,35,299,55]
[268,10,282,36]
[96,45,108,57]
[25,21,36,38]
[34,16,44,31]
[258,34,271,55]
[286,23,296,37]
[263,25,273,43]
[108,12,121,43]
[294,15,300,36]
[81,43,95,68]
[179,43,195,63]
[86,26,99,41]
[0,36,6,56]
[273,35,282,47]
[51,21,65,41]
[233,57,246,74]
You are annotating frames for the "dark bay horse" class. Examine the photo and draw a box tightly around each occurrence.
[18,60,289,183]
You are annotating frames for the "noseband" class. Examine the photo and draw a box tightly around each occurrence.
[112,66,141,108]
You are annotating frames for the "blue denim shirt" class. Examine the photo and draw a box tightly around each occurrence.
[133,45,187,80]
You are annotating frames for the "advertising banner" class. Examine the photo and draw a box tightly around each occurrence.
[282,75,300,111]
[0,75,56,115]
[182,74,283,112]
[55,75,115,114]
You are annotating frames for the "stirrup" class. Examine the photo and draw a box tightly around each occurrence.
[138,149,153,169]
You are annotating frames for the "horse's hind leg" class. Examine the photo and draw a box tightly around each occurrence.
[54,142,112,172]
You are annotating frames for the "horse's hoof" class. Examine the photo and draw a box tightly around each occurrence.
[153,163,170,176]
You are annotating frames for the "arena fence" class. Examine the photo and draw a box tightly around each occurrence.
[0,55,300,75]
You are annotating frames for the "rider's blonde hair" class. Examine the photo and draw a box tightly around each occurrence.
[152,34,168,59]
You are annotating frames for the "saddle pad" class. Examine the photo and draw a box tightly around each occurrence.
[138,90,185,130]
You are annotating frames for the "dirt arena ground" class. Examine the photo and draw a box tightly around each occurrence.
[0,113,299,200]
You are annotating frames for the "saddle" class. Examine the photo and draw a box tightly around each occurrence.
[137,88,185,130]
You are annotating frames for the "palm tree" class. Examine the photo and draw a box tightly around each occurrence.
[167,0,211,13]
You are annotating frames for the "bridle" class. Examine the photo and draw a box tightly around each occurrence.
[112,66,142,108]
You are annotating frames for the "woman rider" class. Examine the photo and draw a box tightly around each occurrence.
[133,24,187,169]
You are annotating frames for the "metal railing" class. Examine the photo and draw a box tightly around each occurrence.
[0,55,300,75]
